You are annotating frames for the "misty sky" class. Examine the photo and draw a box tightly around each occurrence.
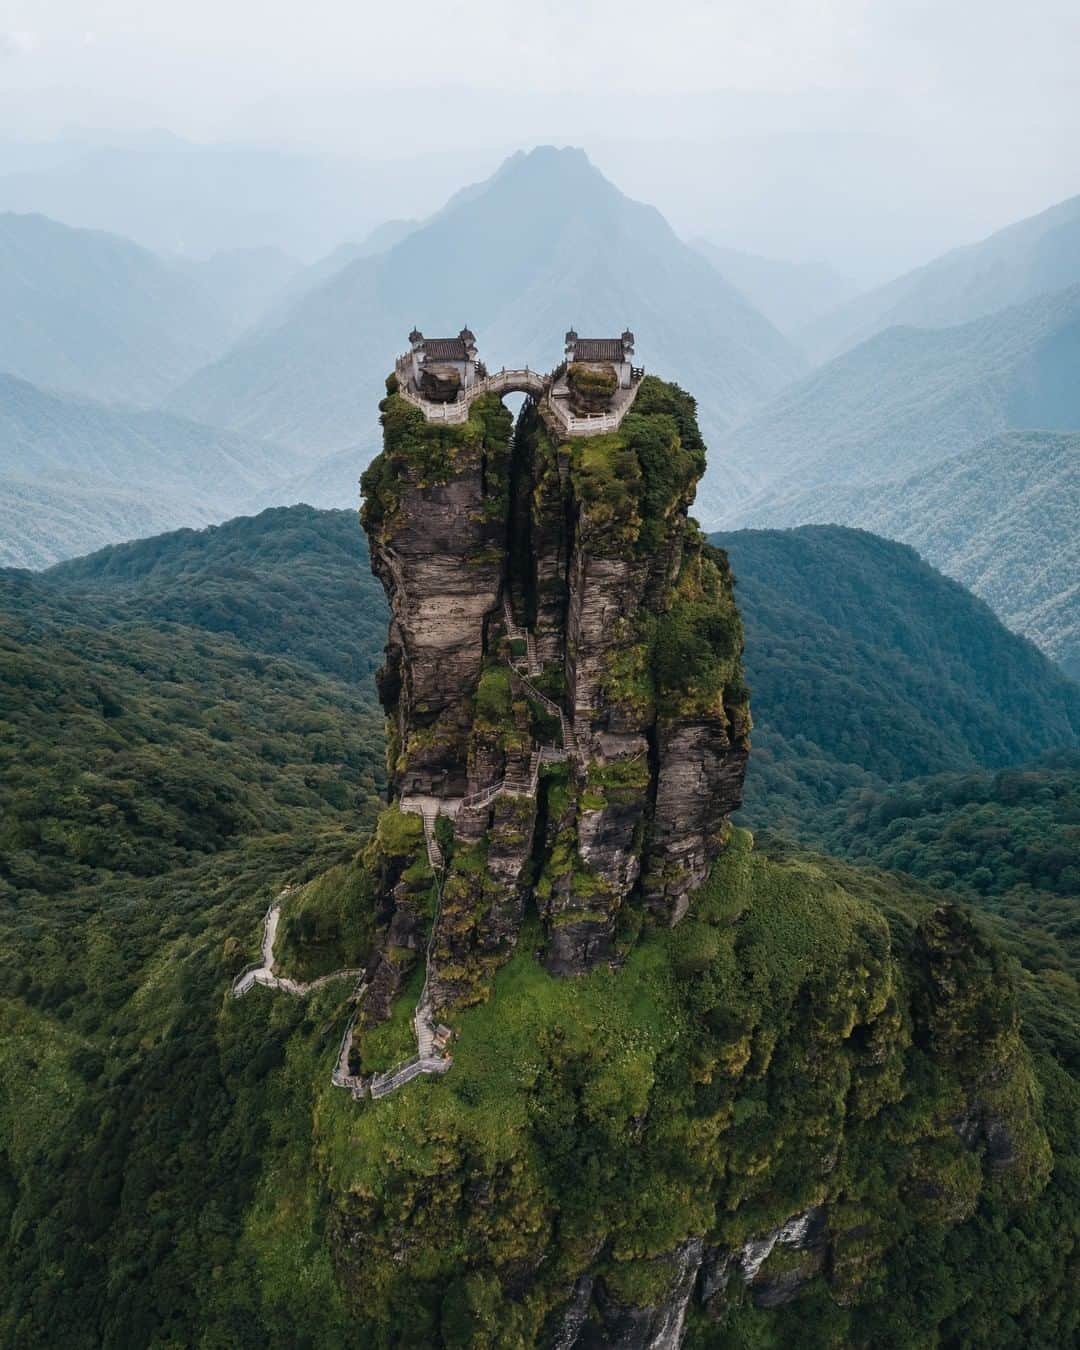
[2,1,1078,278]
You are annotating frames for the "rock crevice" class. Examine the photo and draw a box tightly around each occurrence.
[361,379,750,1008]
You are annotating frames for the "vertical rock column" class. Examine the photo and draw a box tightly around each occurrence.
[362,393,513,798]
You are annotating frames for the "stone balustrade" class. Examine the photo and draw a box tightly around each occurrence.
[392,355,643,438]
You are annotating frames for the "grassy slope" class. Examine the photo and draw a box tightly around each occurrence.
[319,831,1072,1347]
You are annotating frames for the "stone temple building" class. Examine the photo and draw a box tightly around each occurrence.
[564,329,636,387]
[406,327,480,401]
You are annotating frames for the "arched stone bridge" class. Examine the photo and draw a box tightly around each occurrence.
[393,355,642,436]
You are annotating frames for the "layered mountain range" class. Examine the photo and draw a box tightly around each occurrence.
[801,191,1080,361]
[727,434,1079,682]
[700,283,1080,525]
[0,371,298,568]
[166,148,802,460]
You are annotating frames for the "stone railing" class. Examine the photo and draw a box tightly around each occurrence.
[392,355,644,438]
[546,373,644,437]
[394,359,549,425]
[369,1053,452,1099]
[460,742,549,812]
[460,778,506,811]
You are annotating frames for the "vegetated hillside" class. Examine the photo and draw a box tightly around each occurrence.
[691,237,860,336]
[802,191,1080,361]
[0,528,388,1344]
[0,576,385,902]
[700,284,1080,525]
[0,212,252,403]
[44,505,386,687]
[712,525,1080,836]
[741,430,1080,680]
[2,517,1078,1345]
[2,509,387,884]
[816,753,1080,998]
[167,146,802,468]
[38,506,1079,838]
[0,372,299,568]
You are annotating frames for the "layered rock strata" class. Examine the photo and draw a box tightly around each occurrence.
[360,375,750,1012]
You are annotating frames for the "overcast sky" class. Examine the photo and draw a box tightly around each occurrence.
[2,0,1078,276]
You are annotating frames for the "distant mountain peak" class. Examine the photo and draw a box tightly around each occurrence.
[166,150,802,460]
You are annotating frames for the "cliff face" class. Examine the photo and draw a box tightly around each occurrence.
[329,372,1054,1349]
[361,377,750,1009]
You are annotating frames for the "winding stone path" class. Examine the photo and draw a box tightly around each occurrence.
[235,609,581,1102]
[231,896,363,999]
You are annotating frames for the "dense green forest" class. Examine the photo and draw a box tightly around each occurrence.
[713,525,1080,834]
[753,431,1080,680]
[1,506,1077,1346]
[804,753,1080,1052]
[1,511,390,1345]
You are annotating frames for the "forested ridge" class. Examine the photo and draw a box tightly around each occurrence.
[0,505,1077,1346]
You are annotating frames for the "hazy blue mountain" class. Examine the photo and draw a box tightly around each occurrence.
[712,524,1080,833]
[728,431,1079,681]
[244,436,380,515]
[270,219,420,315]
[698,284,1080,525]
[691,238,860,335]
[0,478,186,571]
[802,192,1080,361]
[0,212,255,404]
[332,218,420,262]
[0,136,498,259]
[0,372,299,567]
[175,245,302,335]
[167,147,803,460]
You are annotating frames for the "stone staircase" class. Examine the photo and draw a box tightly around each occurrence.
[400,794,455,871]
[232,899,363,1000]
[420,800,442,869]
[363,795,457,1100]
[525,630,541,677]
[503,748,542,793]
[415,1007,435,1058]
[503,594,542,676]
[560,711,578,756]
[369,1053,452,1099]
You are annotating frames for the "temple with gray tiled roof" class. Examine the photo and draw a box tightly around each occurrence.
[406,327,480,399]
[564,329,636,387]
